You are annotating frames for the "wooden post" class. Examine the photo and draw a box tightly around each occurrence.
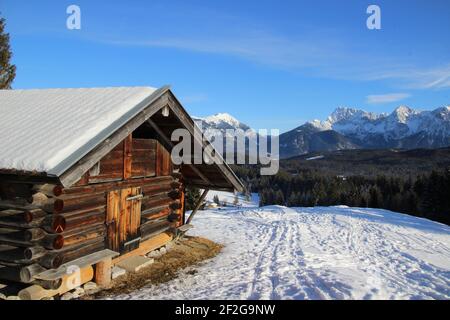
[123,134,132,180]
[95,257,112,288]
[147,118,211,184]
[178,185,185,227]
[18,265,94,300]
[185,189,209,225]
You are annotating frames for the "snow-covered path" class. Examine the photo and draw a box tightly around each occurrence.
[114,206,450,300]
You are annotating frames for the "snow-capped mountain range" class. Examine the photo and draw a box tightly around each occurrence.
[281,105,450,158]
[193,113,251,132]
[308,106,450,141]
[192,113,253,134]
[192,113,260,161]
[193,112,259,142]
[194,106,450,159]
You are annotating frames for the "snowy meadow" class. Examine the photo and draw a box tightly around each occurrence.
[113,201,450,300]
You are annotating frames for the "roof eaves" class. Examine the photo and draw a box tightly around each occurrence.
[166,92,245,193]
[47,85,171,178]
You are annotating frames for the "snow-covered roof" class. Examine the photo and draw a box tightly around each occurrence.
[0,87,166,175]
[0,86,244,192]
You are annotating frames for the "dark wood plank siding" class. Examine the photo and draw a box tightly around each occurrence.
[123,136,133,180]
[131,139,156,178]
[156,142,172,176]
[89,142,124,184]
[73,137,165,187]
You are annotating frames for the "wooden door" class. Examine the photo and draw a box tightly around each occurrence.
[106,187,142,253]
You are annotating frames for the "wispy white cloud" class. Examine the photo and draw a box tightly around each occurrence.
[88,3,450,92]
[361,64,450,90]
[366,93,411,104]
[106,35,450,91]
[106,32,344,70]
[181,93,208,104]
[407,66,450,89]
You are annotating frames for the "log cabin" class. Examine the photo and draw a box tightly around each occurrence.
[0,86,243,294]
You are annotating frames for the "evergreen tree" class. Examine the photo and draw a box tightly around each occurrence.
[0,15,16,89]
[287,192,299,207]
[312,182,326,206]
[259,190,266,207]
[233,194,240,206]
[275,190,285,205]
[233,164,450,225]
[358,195,368,208]
[420,171,440,215]
[185,187,201,210]
[213,194,220,206]
[369,187,381,208]
[244,190,251,202]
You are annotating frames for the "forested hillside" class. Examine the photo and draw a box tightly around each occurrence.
[233,148,450,225]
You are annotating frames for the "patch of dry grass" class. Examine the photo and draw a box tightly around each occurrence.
[85,236,223,299]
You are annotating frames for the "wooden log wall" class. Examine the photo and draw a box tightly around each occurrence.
[0,137,184,285]
[0,182,106,283]
[139,175,182,241]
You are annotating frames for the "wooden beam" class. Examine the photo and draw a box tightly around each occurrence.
[0,174,59,185]
[63,176,173,195]
[18,265,94,300]
[147,118,211,185]
[33,249,118,281]
[95,257,112,288]
[166,93,244,193]
[113,232,172,265]
[123,134,132,179]
[185,188,209,225]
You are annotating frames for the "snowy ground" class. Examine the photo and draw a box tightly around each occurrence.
[114,204,450,300]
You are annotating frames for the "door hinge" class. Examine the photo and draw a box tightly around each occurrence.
[123,237,142,247]
[126,194,143,201]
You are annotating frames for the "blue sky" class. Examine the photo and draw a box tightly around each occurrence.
[2,0,449,132]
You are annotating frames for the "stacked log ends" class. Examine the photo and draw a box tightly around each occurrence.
[169,201,182,210]
[168,213,180,222]
[0,182,90,286]
[20,264,47,283]
[39,252,63,269]
[32,184,63,197]
[140,176,183,240]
